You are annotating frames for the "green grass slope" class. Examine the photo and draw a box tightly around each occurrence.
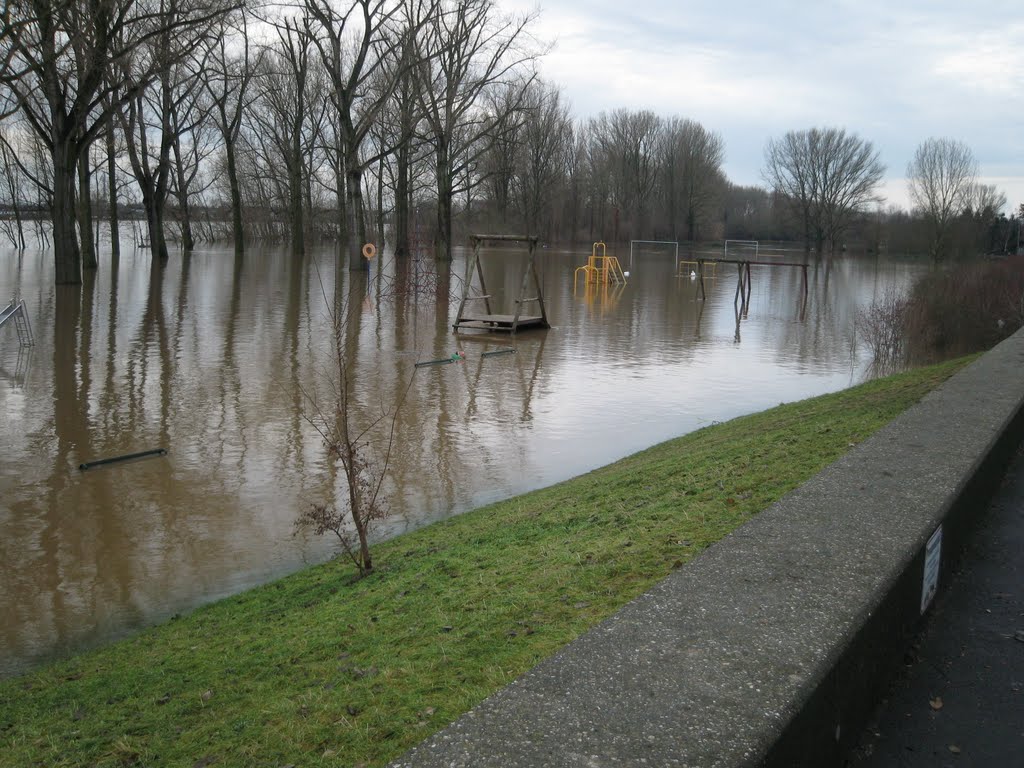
[0,357,971,768]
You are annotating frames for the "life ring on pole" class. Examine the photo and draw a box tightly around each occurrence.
[362,242,377,260]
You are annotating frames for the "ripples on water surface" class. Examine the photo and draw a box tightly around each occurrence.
[0,242,925,676]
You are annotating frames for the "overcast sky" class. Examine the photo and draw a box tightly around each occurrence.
[501,0,1023,213]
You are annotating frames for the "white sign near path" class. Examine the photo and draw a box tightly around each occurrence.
[921,525,943,614]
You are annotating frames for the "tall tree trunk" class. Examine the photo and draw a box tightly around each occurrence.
[106,115,120,263]
[376,154,385,250]
[347,165,367,271]
[172,136,195,251]
[52,141,82,285]
[141,187,170,262]
[394,139,410,256]
[12,197,25,250]
[435,144,453,261]
[78,151,98,271]
[224,139,244,257]
[289,153,304,257]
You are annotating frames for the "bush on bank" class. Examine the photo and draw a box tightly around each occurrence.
[859,256,1024,371]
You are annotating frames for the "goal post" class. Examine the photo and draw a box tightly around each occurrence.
[628,240,680,272]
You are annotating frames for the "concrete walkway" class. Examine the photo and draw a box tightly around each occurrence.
[390,329,1024,768]
[846,445,1024,767]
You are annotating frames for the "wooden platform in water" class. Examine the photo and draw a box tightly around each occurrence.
[453,314,549,333]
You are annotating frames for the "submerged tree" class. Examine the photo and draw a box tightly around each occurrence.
[246,15,321,255]
[204,13,258,256]
[304,0,437,266]
[763,127,885,255]
[588,108,661,241]
[0,0,235,284]
[511,80,572,239]
[658,117,725,241]
[906,137,978,263]
[414,0,540,260]
[118,3,220,262]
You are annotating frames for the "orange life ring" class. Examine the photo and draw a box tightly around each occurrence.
[362,242,377,259]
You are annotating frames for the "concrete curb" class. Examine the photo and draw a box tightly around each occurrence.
[390,329,1024,767]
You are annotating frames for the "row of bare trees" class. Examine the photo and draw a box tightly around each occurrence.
[473,106,728,246]
[757,129,1014,261]
[0,0,547,284]
[0,1,736,285]
[1,2,1015,287]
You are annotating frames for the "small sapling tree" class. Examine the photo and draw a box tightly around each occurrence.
[295,261,415,576]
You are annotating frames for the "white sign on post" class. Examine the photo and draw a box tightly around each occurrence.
[920,525,942,614]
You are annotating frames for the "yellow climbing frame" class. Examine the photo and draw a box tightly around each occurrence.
[574,242,627,289]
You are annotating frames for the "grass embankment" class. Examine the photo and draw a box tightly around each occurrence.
[1,357,972,768]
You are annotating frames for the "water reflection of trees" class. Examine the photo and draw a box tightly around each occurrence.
[0,245,928,676]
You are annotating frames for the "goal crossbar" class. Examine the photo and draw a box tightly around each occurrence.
[724,239,759,260]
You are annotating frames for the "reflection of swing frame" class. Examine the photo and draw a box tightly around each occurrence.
[453,235,550,334]
[462,334,548,422]
[694,258,808,304]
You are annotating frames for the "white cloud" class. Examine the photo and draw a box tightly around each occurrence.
[500,0,1024,210]
[935,27,1024,96]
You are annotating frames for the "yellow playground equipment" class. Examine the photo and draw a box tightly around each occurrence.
[574,242,627,288]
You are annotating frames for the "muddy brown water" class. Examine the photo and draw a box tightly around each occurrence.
[0,243,924,677]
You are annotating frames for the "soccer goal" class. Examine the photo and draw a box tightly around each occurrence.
[724,239,759,260]
[628,240,680,272]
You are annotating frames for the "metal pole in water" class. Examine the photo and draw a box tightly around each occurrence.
[79,448,167,471]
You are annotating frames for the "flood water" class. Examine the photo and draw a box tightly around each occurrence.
[0,242,925,677]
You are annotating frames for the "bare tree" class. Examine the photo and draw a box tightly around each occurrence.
[763,126,885,255]
[245,15,320,255]
[479,81,523,228]
[659,117,725,241]
[512,79,571,239]
[966,183,1006,217]
[386,32,427,256]
[295,275,414,576]
[168,49,219,252]
[957,182,1008,257]
[0,129,28,248]
[414,0,540,260]
[0,0,236,284]
[906,137,978,263]
[203,13,258,256]
[588,109,661,241]
[368,36,429,254]
[304,0,437,266]
[101,99,122,260]
[118,3,222,263]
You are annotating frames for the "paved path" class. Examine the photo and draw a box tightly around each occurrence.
[846,446,1024,767]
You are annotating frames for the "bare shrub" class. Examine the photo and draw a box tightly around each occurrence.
[295,441,391,577]
[857,256,1024,375]
[856,287,909,375]
[904,256,1024,364]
